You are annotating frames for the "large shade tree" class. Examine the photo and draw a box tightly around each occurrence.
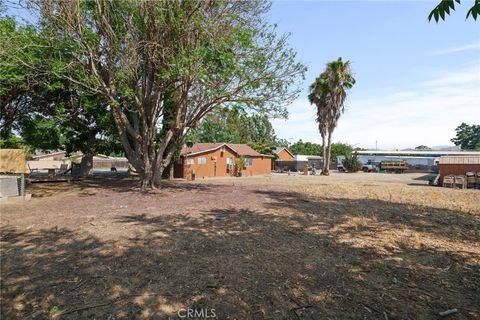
[308,58,355,175]
[0,16,60,141]
[10,0,305,190]
[0,16,123,173]
[451,123,480,150]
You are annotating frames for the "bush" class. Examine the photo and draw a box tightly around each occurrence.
[235,156,246,176]
[342,153,362,172]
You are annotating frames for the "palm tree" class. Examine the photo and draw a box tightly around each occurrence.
[308,57,355,175]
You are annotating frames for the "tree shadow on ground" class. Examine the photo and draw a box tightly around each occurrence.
[254,190,480,244]
[28,177,217,198]
[1,189,479,319]
[407,174,438,187]
[412,174,436,181]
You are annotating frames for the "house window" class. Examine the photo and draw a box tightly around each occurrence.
[186,158,194,165]
[197,157,207,165]
[245,157,253,167]
[226,157,234,165]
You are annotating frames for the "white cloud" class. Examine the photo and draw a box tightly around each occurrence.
[273,64,480,150]
[432,42,480,55]
[420,65,480,87]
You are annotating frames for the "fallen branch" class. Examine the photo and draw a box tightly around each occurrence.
[291,304,313,320]
[292,305,313,311]
[59,301,114,316]
[58,293,168,316]
[69,279,84,292]
[439,308,458,317]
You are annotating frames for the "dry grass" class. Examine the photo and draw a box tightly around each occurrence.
[1,173,479,319]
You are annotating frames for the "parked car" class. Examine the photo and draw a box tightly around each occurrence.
[362,160,378,172]
[337,156,346,172]
[337,156,377,173]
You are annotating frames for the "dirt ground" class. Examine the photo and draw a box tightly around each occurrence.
[1,173,479,319]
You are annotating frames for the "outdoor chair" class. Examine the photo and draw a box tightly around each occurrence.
[466,172,476,189]
[57,163,69,175]
[454,175,467,189]
[442,175,454,188]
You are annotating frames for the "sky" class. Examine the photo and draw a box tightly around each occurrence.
[267,0,480,150]
[4,1,479,150]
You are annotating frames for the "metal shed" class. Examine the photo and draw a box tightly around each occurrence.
[438,156,480,180]
[0,149,28,199]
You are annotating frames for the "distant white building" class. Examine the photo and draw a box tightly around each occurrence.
[354,150,480,169]
[294,154,322,162]
[357,150,480,157]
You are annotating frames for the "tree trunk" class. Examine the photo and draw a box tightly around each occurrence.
[139,164,154,191]
[321,134,328,175]
[152,145,178,187]
[324,131,333,176]
[169,163,174,180]
[79,154,93,177]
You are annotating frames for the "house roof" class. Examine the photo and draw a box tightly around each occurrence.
[30,151,67,160]
[274,147,294,158]
[438,156,480,165]
[294,154,323,161]
[180,143,271,157]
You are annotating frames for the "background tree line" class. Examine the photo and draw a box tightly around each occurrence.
[0,0,306,189]
[186,106,279,155]
[451,123,480,150]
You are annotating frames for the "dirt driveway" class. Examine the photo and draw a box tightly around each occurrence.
[1,173,479,319]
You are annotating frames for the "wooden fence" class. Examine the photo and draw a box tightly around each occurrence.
[92,159,129,169]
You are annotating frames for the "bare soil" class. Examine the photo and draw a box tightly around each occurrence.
[1,173,479,319]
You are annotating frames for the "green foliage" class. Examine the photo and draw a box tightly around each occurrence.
[236,156,246,168]
[289,140,353,163]
[309,57,355,174]
[428,0,480,22]
[0,17,50,137]
[451,123,480,150]
[330,143,354,163]
[342,153,362,172]
[0,16,124,156]
[289,140,322,155]
[58,93,123,157]
[415,145,432,150]
[3,1,306,188]
[0,134,34,159]
[235,156,246,176]
[187,106,278,155]
[308,57,356,118]
[276,138,290,148]
[19,116,65,151]
[48,306,62,318]
[0,134,24,149]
